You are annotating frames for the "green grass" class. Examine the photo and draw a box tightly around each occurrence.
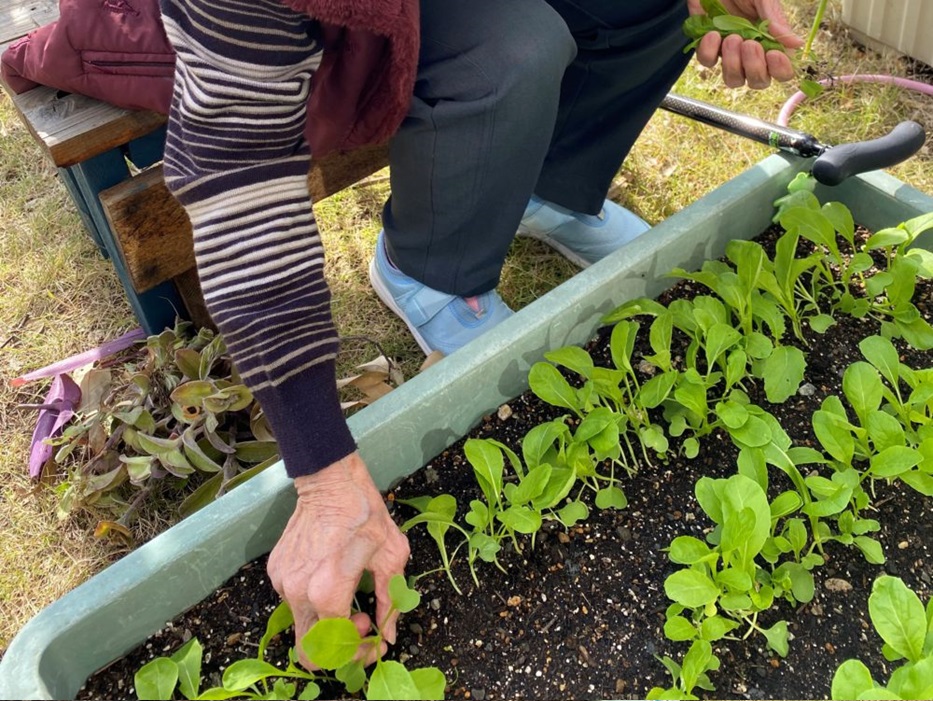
[1,0,931,653]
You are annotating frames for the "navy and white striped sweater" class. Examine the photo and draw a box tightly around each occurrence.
[161,0,357,477]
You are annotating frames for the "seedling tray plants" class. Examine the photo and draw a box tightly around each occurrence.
[2,154,931,700]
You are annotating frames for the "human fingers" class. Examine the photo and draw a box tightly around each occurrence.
[754,0,803,51]
[719,33,747,88]
[350,611,387,666]
[695,30,723,68]
[740,38,771,89]
[765,49,795,83]
[371,527,411,646]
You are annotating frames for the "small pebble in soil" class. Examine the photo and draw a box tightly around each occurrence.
[798,382,817,396]
[825,577,853,593]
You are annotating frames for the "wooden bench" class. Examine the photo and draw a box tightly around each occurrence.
[2,51,388,333]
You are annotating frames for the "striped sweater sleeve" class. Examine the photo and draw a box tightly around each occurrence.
[160,0,357,477]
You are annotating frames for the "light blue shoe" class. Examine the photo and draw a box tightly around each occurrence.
[369,231,514,356]
[517,195,651,268]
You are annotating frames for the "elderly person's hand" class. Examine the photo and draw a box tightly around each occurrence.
[267,451,410,669]
[687,0,803,89]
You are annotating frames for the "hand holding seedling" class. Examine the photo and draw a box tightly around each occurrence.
[686,0,803,89]
[267,452,411,670]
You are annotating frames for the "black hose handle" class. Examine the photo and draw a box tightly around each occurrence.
[812,121,927,186]
[660,94,927,185]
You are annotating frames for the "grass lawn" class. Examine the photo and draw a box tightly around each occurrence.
[1,0,931,654]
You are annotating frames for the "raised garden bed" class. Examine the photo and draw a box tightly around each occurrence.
[2,154,932,700]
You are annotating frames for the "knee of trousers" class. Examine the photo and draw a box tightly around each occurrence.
[460,3,576,101]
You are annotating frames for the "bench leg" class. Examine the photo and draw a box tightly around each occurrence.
[67,148,187,336]
[58,167,109,257]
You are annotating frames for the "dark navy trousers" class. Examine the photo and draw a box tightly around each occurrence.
[383,0,691,296]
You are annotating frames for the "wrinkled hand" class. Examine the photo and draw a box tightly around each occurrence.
[267,452,411,669]
[687,0,803,88]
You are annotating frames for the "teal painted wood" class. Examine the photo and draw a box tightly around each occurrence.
[1,155,930,700]
[68,145,184,334]
[52,123,180,335]
[57,166,110,257]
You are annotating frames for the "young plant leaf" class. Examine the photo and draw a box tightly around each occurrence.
[669,536,714,565]
[497,505,543,534]
[762,620,790,657]
[528,363,582,415]
[134,657,179,701]
[759,346,806,404]
[594,485,627,510]
[336,661,366,694]
[303,618,364,670]
[869,576,927,663]
[854,536,886,565]
[544,346,595,379]
[700,615,738,642]
[409,667,447,700]
[664,615,698,642]
[170,638,203,700]
[221,659,284,692]
[465,439,504,508]
[843,362,884,421]
[859,335,901,388]
[556,500,589,527]
[665,569,720,608]
[680,639,714,693]
[367,660,420,700]
[831,659,877,700]
[388,574,421,614]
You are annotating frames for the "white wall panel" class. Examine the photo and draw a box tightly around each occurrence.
[842,0,933,66]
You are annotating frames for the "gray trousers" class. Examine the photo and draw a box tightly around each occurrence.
[383,0,691,296]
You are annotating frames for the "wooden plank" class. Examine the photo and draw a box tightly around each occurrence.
[0,0,58,51]
[100,143,390,292]
[2,84,166,167]
[172,267,216,331]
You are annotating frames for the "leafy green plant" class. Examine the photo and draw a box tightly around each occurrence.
[530,327,658,468]
[47,320,278,542]
[302,576,446,700]
[831,576,933,700]
[648,639,721,700]
[400,430,623,591]
[775,176,933,349]
[133,576,444,701]
[661,473,812,659]
[134,603,317,700]
[682,0,784,54]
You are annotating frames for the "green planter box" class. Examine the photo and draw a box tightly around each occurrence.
[2,155,930,700]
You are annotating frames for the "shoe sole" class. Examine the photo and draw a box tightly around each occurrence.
[516,225,592,269]
[368,257,434,356]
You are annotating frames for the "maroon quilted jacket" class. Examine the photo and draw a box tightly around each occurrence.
[0,0,419,156]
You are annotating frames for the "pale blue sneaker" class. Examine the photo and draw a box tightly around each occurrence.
[517,195,651,268]
[369,231,514,356]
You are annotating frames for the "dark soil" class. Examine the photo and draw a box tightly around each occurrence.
[79,226,933,701]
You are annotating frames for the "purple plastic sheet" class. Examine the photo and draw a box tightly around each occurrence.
[12,327,144,387]
[27,374,81,478]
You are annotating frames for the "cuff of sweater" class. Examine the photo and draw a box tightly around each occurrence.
[254,359,357,477]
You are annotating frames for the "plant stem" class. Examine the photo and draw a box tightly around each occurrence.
[802,0,829,61]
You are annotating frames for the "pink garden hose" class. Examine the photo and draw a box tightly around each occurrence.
[778,74,933,127]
